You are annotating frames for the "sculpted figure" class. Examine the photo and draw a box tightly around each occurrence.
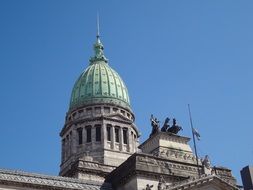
[173,118,176,125]
[144,184,154,190]
[202,155,211,169]
[202,155,212,175]
[150,114,160,137]
[158,176,166,190]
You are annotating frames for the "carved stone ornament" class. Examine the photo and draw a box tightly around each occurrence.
[158,176,166,190]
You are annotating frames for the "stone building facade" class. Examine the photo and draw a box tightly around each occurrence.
[0,32,239,190]
[106,132,237,190]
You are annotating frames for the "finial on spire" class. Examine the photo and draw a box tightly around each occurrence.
[89,13,108,64]
[96,12,100,39]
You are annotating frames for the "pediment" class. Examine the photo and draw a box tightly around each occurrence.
[104,113,132,123]
[169,175,238,190]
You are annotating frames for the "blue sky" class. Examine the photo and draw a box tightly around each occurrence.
[0,0,252,184]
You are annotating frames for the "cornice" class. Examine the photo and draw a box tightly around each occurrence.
[0,169,112,190]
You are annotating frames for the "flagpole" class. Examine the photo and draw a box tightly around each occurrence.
[188,104,201,178]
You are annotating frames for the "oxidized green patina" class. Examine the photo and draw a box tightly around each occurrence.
[69,36,130,110]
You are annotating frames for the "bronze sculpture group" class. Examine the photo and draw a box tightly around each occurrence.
[150,114,182,137]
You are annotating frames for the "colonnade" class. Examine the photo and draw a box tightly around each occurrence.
[61,123,137,163]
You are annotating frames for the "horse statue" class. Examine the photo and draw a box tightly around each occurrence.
[161,117,170,132]
[167,118,182,134]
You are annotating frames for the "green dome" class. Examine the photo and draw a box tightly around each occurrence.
[69,36,130,111]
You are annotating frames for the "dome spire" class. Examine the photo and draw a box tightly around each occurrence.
[96,12,100,40]
[90,13,108,64]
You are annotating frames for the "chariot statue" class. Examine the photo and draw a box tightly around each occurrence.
[150,115,182,137]
[167,118,182,134]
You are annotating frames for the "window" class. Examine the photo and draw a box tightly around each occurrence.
[123,128,128,144]
[115,127,120,143]
[120,110,125,115]
[77,128,83,145]
[86,126,91,142]
[113,108,118,113]
[104,107,110,114]
[107,125,111,141]
[95,107,101,114]
[86,108,92,115]
[95,125,101,142]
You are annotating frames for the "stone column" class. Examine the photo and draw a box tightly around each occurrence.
[111,125,115,150]
[119,127,123,151]
[132,131,136,152]
[71,129,77,154]
[127,128,132,152]
[102,123,106,148]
